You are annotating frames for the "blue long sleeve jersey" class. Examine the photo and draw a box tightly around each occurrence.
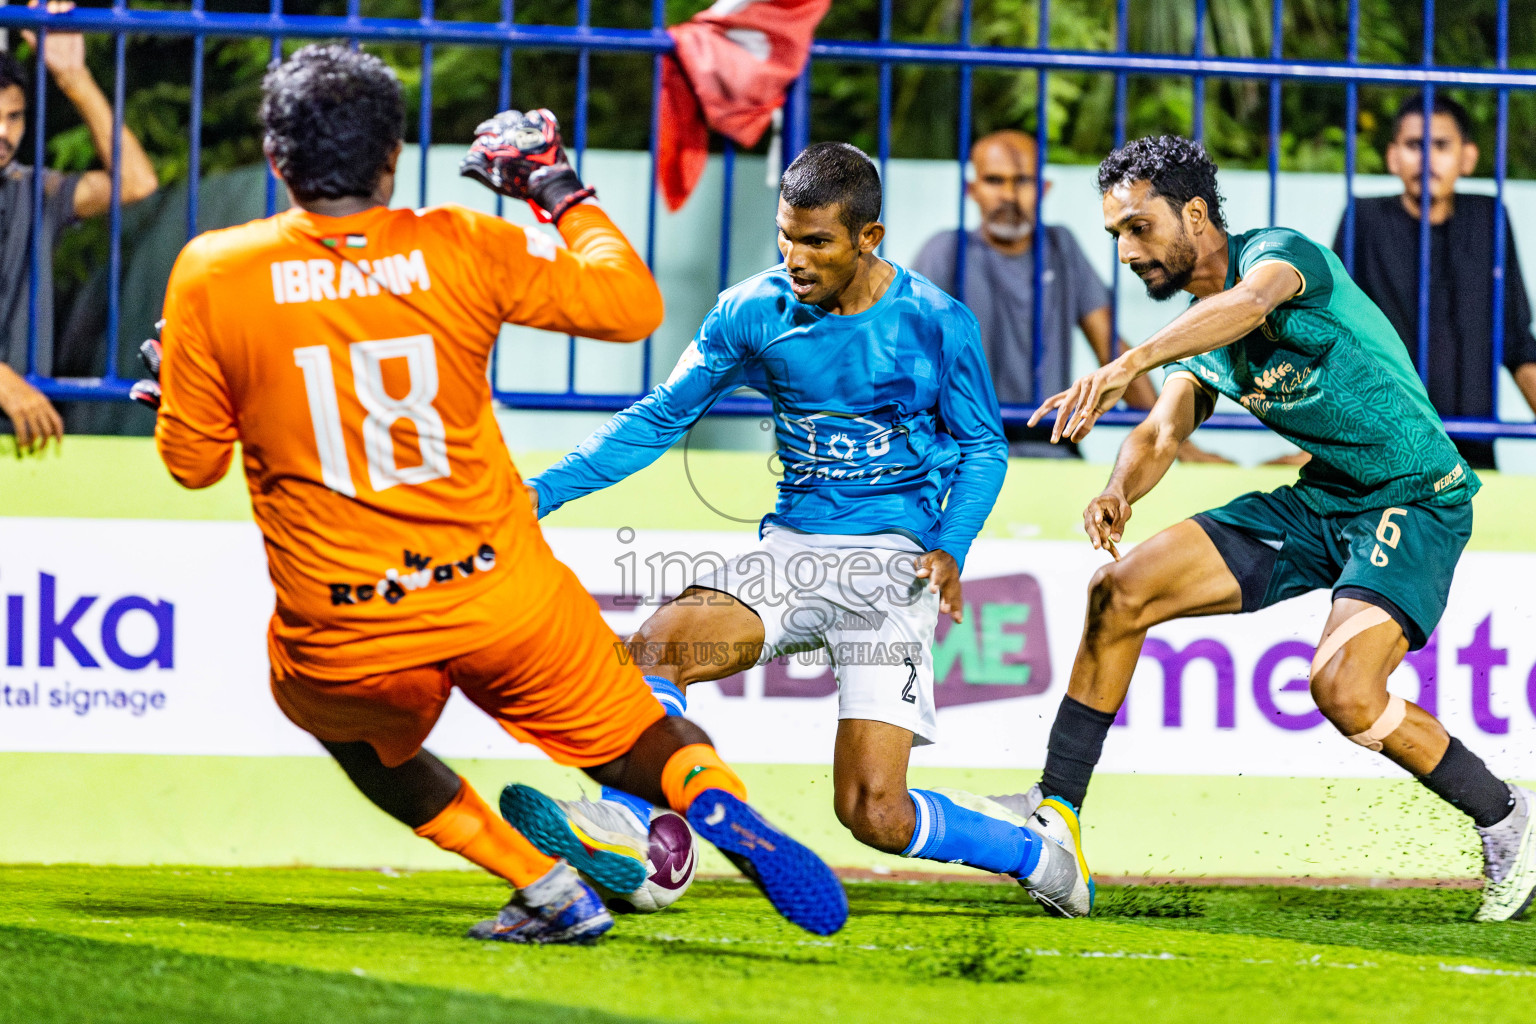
[527,263,1008,571]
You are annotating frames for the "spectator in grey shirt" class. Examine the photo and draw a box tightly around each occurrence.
[912,130,1219,462]
[0,6,158,453]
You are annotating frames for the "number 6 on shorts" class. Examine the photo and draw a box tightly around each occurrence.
[1371,506,1406,567]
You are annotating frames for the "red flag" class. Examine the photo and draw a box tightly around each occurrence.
[658,0,831,212]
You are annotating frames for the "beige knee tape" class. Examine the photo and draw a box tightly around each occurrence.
[1311,606,1393,677]
[1346,695,1408,752]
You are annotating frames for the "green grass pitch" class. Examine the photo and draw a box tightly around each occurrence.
[0,867,1532,1022]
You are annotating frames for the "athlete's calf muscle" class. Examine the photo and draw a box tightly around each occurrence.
[322,741,460,828]
[833,719,917,853]
[583,715,713,806]
[1309,597,1448,775]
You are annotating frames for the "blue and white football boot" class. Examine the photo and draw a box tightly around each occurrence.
[466,860,614,944]
[1019,797,1095,918]
[685,788,849,936]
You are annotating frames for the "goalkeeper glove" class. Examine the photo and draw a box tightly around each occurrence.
[459,108,595,224]
[129,322,163,411]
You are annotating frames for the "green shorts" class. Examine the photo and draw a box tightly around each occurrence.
[1192,485,1473,650]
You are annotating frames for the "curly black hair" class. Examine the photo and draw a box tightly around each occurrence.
[261,44,403,203]
[1096,135,1226,231]
[0,50,28,95]
[780,142,883,237]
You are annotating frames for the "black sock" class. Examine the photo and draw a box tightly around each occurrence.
[1040,696,1117,810]
[1417,737,1514,828]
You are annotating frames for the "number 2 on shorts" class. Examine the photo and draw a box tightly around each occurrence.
[1371,507,1407,567]
[294,334,449,497]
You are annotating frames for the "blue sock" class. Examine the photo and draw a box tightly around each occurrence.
[901,789,1042,877]
[600,678,686,821]
[645,674,686,717]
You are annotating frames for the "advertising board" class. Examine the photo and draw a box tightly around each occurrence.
[4,519,1531,787]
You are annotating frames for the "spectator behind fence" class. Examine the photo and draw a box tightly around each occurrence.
[911,130,1222,462]
[1335,93,1536,471]
[0,3,158,453]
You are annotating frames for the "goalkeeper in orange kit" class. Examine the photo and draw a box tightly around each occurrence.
[135,44,846,942]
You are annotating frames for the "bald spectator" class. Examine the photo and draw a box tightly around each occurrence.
[912,130,1218,461]
[0,3,159,454]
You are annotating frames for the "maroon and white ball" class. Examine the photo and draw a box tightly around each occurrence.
[603,807,698,914]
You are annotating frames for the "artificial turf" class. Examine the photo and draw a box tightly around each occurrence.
[0,865,1532,1023]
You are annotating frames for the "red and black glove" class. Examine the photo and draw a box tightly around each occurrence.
[128,322,163,411]
[459,108,595,224]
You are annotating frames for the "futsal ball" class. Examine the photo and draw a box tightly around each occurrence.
[603,807,698,914]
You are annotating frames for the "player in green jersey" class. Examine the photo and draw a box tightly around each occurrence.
[1008,135,1536,921]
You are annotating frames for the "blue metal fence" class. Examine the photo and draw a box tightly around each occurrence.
[4,0,1536,439]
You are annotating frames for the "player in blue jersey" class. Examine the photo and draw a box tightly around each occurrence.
[502,142,1092,916]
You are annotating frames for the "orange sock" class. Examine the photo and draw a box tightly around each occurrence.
[660,743,749,813]
[413,777,558,888]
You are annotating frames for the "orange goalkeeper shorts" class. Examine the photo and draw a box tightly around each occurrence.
[270,558,663,768]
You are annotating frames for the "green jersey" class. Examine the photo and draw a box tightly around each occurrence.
[1167,227,1479,515]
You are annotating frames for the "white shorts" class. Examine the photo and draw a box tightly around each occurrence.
[691,528,940,744]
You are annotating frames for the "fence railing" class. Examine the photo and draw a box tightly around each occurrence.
[3,1,1536,438]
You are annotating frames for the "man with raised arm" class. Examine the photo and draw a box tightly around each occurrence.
[519,141,1094,917]
[0,3,159,452]
[140,44,845,943]
[1013,135,1534,922]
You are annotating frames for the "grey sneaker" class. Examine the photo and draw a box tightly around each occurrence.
[466,861,614,944]
[989,783,1044,823]
[1019,797,1094,918]
[926,788,1031,827]
[1475,785,1536,922]
[466,897,546,943]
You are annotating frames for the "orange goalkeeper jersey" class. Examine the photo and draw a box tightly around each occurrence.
[155,202,662,680]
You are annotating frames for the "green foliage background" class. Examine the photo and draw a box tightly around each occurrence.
[11,0,1536,302]
[20,0,1536,183]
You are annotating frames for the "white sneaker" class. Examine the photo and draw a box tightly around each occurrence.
[988,783,1044,823]
[498,784,649,896]
[928,787,1031,827]
[1019,797,1094,918]
[920,788,1091,916]
[1475,785,1536,922]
